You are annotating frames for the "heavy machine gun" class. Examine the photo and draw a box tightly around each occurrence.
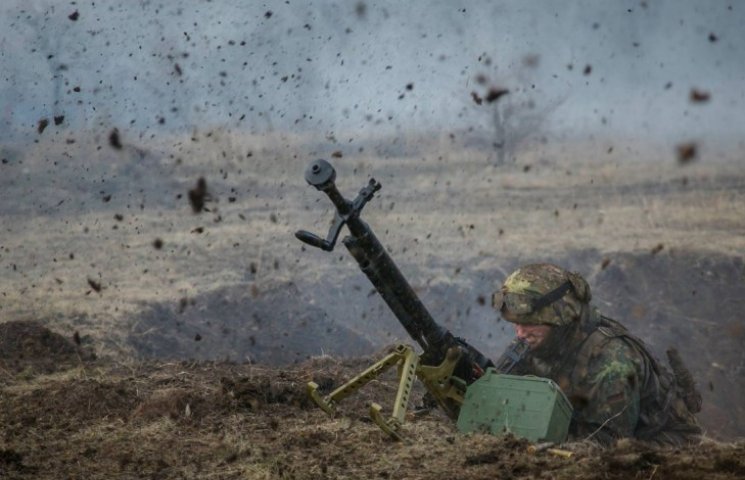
[295,159,528,440]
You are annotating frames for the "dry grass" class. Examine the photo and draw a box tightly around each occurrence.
[3,357,744,479]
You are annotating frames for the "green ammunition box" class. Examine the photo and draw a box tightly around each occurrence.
[456,369,573,443]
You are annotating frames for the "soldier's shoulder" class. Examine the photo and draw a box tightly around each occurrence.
[582,335,641,386]
[582,329,642,368]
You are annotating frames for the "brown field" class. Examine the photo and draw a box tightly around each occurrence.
[1,129,744,478]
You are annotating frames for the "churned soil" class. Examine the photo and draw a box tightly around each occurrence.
[1,320,743,480]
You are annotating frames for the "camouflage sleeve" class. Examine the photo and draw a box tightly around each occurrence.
[571,337,642,445]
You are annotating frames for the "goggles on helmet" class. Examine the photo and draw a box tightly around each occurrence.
[492,280,574,316]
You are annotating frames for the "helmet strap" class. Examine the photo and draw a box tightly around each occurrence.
[530,280,574,312]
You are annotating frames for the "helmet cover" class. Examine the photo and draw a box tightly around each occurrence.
[492,263,589,325]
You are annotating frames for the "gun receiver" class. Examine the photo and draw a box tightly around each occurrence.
[296,159,494,379]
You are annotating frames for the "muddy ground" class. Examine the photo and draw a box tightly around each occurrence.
[1,325,745,480]
[1,130,744,478]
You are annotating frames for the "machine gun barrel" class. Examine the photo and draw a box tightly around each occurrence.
[342,223,449,357]
[296,159,493,376]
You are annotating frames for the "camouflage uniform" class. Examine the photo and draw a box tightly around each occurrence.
[493,264,702,446]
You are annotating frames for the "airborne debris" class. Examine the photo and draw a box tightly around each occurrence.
[676,142,697,165]
[37,118,49,134]
[109,128,123,150]
[689,88,711,103]
[87,278,102,293]
[355,2,367,17]
[485,87,509,103]
[188,177,209,213]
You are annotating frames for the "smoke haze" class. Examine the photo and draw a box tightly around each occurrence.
[2,0,744,146]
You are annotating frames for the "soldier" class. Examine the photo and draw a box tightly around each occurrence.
[492,263,702,446]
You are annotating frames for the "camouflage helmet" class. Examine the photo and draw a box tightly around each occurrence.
[492,263,591,326]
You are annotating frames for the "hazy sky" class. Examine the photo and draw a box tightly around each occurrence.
[2,0,743,144]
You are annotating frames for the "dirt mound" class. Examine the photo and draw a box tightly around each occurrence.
[1,358,744,479]
[0,320,90,375]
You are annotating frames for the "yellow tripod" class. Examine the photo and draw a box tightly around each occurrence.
[307,344,467,440]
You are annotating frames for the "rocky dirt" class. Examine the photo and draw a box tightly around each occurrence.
[1,323,744,480]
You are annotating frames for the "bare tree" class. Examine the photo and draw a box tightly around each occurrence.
[488,88,566,165]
